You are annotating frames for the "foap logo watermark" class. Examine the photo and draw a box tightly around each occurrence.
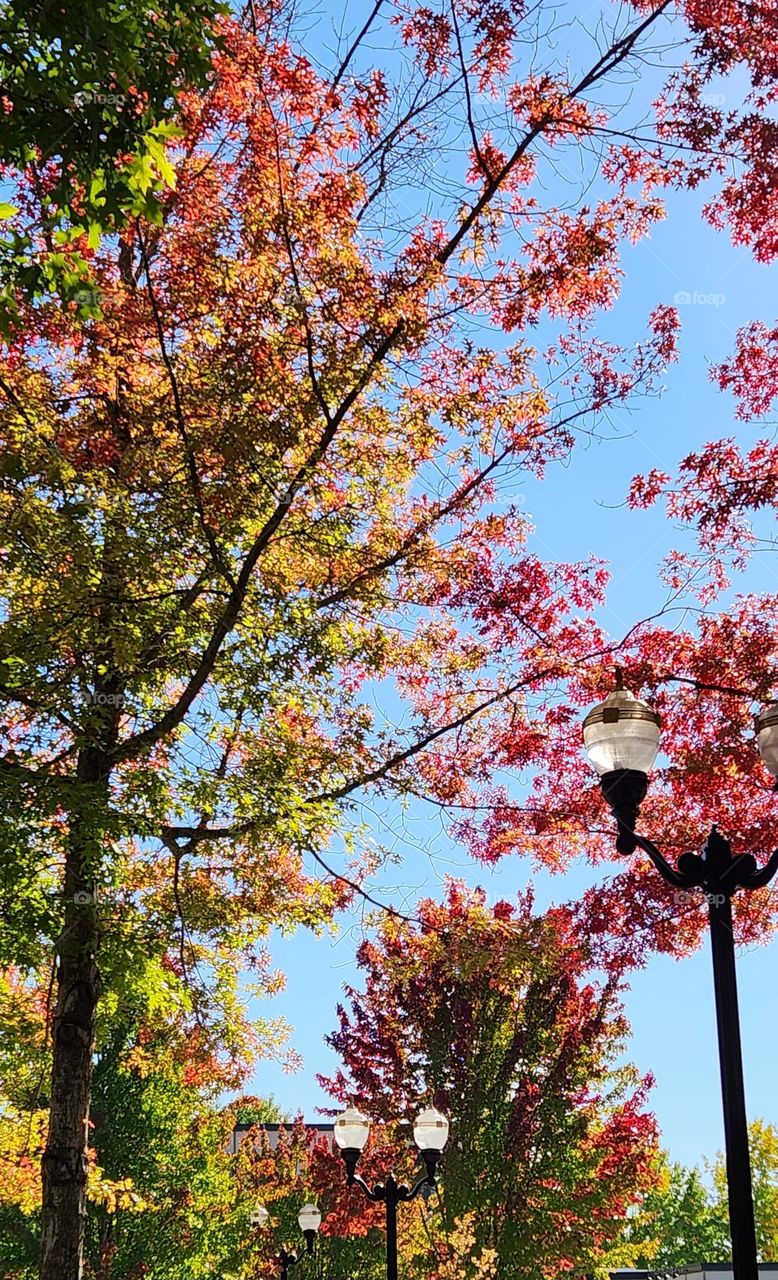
[259,475,301,506]
[74,287,103,308]
[673,290,726,308]
[268,483,297,506]
[699,91,726,108]
[73,90,126,109]
[83,690,125,708]
[673,886,726,908]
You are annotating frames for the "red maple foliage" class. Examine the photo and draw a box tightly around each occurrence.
[320,883,659,1277]
[1,2,777,1274]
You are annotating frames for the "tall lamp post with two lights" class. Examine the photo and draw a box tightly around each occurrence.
[583,673,778,1280]
[333,1105,449,1280]
[251,1202,322,1280]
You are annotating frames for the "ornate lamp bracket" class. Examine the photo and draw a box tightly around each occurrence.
[633,825,778,901]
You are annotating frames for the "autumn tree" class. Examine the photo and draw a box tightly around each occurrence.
[613,1120,778,1271]
[0,970,47,1280]
[470,0,778,959]
[1,2,776,1277]
[231,1094,285,1127]
[0,978,253,1280]
[423,1214,499,1280]
[624,0,778,584]
[0,0,226,328]
[232,1118,389,1280]
[712,1119,778,1264]
[613,1152,727,1272]
[83,1021,242,1280]
[321,883,659,1278]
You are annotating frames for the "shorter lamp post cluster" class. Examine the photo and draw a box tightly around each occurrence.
[582,673,778,1280]
[333,1105,449,1280]
[251,1202,322,1280]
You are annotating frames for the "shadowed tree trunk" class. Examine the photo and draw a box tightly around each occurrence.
[40,747,110,1280]
[40,688,120,1280]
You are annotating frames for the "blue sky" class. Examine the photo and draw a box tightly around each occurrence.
[239,8,777,1173]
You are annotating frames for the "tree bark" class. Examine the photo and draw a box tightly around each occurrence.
[40,494,126,1279]
[40,741,114,1280]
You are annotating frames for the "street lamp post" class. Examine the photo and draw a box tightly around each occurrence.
[583,674,778,1280]
[333,1105,449,1280]
[251,1202,322,1280]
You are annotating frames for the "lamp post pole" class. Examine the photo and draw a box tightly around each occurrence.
[341,1167,435,1280]
[333,1106,449,1280]
[276,1244,312,1280]
[626,821,776,1280]
[385,1183,398,1280]
[583,679,778,1280]
[710,886,758,1278]
[251,1202,322,1280]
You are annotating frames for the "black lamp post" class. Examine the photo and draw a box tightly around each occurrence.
[251,1202,322,1280]
[333,1105,449,1280]
[583,674,778,1280]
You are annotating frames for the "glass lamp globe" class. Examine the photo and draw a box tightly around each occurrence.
[413,1107,449,1153]
[583,682,660,776]
[755,701,778,777]
[334,1105,371,1152]
[298,1203,322,1234]
[250,1204,270,1228]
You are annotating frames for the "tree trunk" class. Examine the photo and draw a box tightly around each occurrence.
[40,745,112,1280]
[40,918,99,1278]
[39,500,127,1279]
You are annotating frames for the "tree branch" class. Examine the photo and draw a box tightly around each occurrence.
[108,2,673,769]
[136,223,236,589]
